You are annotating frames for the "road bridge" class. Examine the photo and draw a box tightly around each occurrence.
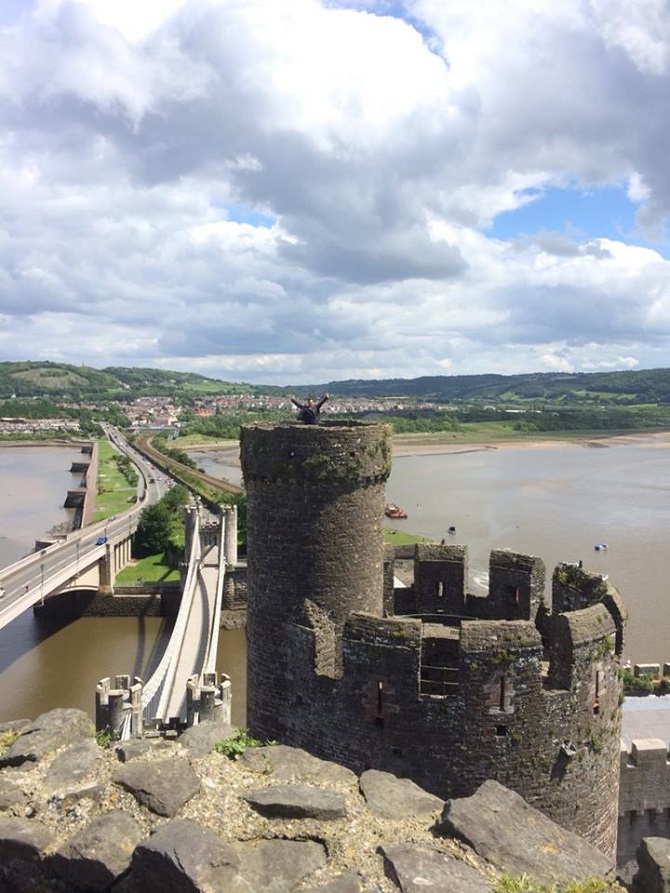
[0,513,138,632]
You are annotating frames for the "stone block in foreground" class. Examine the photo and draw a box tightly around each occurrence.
[632,837,670,893]
[437,779,614,887]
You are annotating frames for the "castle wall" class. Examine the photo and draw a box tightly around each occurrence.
[618,739,670,876]
[241,421,625,863]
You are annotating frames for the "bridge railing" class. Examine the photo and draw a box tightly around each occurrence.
[203,513,227,676]
[141,507,202,725]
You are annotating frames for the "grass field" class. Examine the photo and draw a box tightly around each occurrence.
[384,527,430,545]
[93,439,138,522]
[115,554,180,584]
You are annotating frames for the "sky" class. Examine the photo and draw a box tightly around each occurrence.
[1,0,670,385]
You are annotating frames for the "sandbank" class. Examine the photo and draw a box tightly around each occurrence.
[391,431,670,458]
[184,430,670,466]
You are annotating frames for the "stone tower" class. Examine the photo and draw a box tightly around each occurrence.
[240,420,392,739]
[240,420,625,861]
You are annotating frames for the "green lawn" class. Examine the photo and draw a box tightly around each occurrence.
[93,439,138,522]
[384,527,431,545]
[115,554,180,584]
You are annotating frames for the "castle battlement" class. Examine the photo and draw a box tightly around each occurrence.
[241,421,626,862]
[618,738,670,874]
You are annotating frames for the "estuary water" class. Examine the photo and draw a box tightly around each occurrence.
[0,435,668,725]
[0,445,245,726]
[195,434,670,667]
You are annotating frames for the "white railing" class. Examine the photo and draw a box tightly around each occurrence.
[203,513,226,675]
[141,509,202,723]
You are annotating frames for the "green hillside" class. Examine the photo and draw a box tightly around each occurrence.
[2,361,670,407]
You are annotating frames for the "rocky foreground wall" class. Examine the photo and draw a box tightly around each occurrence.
[0,708,642,893]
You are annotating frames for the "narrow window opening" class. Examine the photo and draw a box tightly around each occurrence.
[499,676,506,711]
[495,725,507,737]
[593,670,602,715]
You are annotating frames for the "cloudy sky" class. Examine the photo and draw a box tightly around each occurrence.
[2,0,670,385]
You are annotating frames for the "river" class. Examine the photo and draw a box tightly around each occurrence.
[194,434,670,666]
[0,435,668,726]
[0,446,246,726]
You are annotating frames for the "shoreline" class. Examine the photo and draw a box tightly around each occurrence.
[183,430,670,465]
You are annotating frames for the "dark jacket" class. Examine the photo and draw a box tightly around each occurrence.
[291,395,328,424]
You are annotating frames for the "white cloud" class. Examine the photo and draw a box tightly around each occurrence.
[0,0,670,383]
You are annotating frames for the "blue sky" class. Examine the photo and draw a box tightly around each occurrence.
[1,0,670,384]
[489,185,656,250]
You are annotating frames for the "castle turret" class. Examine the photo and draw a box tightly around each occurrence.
[240,420,391,739]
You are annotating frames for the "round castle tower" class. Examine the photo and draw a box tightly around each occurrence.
[240,420,392,739]
[240,421,625,861]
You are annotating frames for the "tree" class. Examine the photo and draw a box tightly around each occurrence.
[133,502,174,557]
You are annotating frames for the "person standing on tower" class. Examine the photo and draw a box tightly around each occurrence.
[290,393,329,424]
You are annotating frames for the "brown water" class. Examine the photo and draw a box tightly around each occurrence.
[0,446,247,726]
[383,438,670,665]
[1,437,668,725]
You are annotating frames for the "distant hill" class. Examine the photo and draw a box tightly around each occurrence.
[1,361,670,405]
[0,362,260,400]
[314,368,670,405]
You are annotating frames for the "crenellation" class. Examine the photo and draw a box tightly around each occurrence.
[618,738,670,878]
[488,549,545,621]
[241,421,626,863]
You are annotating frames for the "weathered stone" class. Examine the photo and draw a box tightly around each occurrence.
[238,744,357,786]
[49,809,143,891]
[632,837,670,893]
[380,842,491,893]
[236,837,327,891]
[115,737,177,763]
[438,779,614,886]
[0,720,31,737]
[113,756,200,817]
[0,778,28,813]
[360,769,444,820]
[244,784,347,820]
[0,814,54,862]
[301,871,361,892]
[0,708,95,768]
[42,738,100,797]
[179,721,238,757]
[130,817,239,892]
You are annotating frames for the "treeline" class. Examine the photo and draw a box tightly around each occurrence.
[177,403,670,441]
[151,435,199,469]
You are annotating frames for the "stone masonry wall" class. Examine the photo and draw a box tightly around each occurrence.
[618,738,670,878]
[241,421,625,863]
[241,421,392,740]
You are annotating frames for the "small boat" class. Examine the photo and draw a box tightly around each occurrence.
[447,526,456,535]
[594,543,608,551]
[384,503,408,520]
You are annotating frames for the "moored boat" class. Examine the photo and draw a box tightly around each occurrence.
[384,502,408,519]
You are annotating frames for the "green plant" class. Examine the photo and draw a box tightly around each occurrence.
[495,877,616,893]
[214,729,275,760]
[563,881,612,893]
[0,729,18,755]
[495,875,542,892]
[95,729,112,749]
[620,667,655,696]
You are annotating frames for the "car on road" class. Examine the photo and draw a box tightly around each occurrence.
[96,536,108,545]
